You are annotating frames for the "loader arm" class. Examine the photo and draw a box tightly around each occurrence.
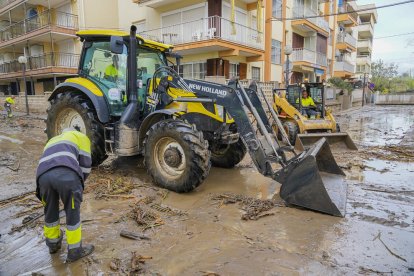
[151,67,347,217]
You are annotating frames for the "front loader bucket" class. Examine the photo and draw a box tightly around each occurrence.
[274,138,347,217]
[295,133,358,152]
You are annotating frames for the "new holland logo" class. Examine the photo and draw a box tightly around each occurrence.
[188,83,227,97]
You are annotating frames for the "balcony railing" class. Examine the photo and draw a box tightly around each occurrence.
[139,16,264,50]
[0,9,78,43]
[357,55,371,64]
[357,39,372,49]
[337,33,357,48]
[339,4,358,23]
[0,52,79,74]
[334,61,355,73]
[292,6,330,33]
[291,48,327,67]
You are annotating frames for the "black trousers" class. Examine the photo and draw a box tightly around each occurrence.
[38,167,83,248]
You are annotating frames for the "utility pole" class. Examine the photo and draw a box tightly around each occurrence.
[362,72,367,107]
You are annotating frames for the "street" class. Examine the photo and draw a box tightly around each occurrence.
[0,105,413,275]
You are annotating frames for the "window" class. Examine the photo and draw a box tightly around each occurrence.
[272,0,282,18]
[229,63,239,78]
[179,62,207,80]
[252,66,260,81]
[271,39,281,64]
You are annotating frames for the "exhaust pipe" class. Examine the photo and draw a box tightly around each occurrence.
[116,25,140,155]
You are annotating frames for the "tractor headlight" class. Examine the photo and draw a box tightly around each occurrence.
[217,105,224,119]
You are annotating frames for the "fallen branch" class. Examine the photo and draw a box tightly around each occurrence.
[6,157,20,171]
[359,266,393,275]
[362,188,413,194]
[120,230,150,240]
[0,191,35,208]
[99,194,136,199]
[373,232,407,262]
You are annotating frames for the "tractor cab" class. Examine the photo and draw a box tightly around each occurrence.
[76,30,172,117]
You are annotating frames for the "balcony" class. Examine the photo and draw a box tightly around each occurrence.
[356,55,371,65]
[0,52,79,79]
[337,3,358,26]
[139,16,264,57]
[357,39,372,52]
[0,9,78,49]
[336,33,357,52]
[357,23,374,39]
[133,0,257,8]
[292,6,330,36]
[0,0,25,14]
[291,48,327,68]
[334,61,355,78]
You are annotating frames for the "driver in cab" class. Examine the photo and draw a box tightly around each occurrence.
[296,89,317,118]
[104,55,119,82]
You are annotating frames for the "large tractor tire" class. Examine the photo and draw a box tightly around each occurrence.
[46,92,107,166]
[210,139,247,168]
[144,119,211,193]
[283,121,299,145]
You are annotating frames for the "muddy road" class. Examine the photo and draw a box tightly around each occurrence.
[0,105,413,275]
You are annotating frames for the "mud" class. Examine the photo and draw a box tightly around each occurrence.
[0,105,413,275]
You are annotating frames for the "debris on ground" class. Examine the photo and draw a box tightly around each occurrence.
[84,174,136,199]
[373,231,407,262]
[120,229,150,240]
[360,145,414,162]
[128,203,164,230]
[148,202,187,216]
[109,258,121,271]
[130,252,152,274]
[211,193,285,220]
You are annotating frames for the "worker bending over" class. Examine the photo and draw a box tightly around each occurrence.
[297,89,317,118]
[4,96,16,118]
[36,127,94,263]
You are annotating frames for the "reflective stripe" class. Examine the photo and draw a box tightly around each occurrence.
[66,224,82,246]
[39,151,78,164]
[67,221,81,231]
[72,195,75,209]
[81,167,91,174]
[68,241,81,249]
[79,150,91,158]
[45,140,78,152]
[45,220,59,228]
[44,224,60,240]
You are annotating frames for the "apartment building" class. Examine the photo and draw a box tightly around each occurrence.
[0,0,118,95]
[0,0,377,95]
[355,3,377,80]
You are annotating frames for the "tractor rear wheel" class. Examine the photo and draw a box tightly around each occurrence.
[210,139,246,168]
[144,119,211,193]
[46,92,107,166]
[283,121,299,145]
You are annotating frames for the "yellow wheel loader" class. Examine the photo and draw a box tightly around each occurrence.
[273,83,357,151]
[45,26,348,216]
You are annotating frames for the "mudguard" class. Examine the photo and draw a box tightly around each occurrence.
[138,109,185,147]
[48,81,110,123]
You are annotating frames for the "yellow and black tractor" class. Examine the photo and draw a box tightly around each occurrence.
[273,83,357,151]
[46,26,348,216]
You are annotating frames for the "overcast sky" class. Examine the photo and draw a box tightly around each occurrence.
[355,0,414,74]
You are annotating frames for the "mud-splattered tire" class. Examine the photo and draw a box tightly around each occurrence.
[46,92,107,166]
[210,139,247,168]
[144,119,211,193]
[283,121,299,145]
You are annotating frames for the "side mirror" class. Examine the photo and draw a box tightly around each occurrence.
[110,36,124,54]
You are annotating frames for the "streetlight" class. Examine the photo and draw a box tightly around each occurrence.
[18,56,29,115]
[284,45,293,87]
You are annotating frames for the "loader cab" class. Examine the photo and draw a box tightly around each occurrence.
[77,32,170,117]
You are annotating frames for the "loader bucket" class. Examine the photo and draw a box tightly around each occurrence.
[295,133,357,152]
[274,138,347,217]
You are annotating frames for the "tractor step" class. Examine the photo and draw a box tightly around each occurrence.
[104,124,115,154]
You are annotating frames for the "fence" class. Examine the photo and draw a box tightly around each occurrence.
[291,48,327,67]
[0,52,79,74]
[140,16,264,50]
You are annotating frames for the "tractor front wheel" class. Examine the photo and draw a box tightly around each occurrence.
[144,119,211,193]
[283,121,299,145]
[46,92,107,166]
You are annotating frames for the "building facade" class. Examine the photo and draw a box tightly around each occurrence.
[0,0,377,96]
